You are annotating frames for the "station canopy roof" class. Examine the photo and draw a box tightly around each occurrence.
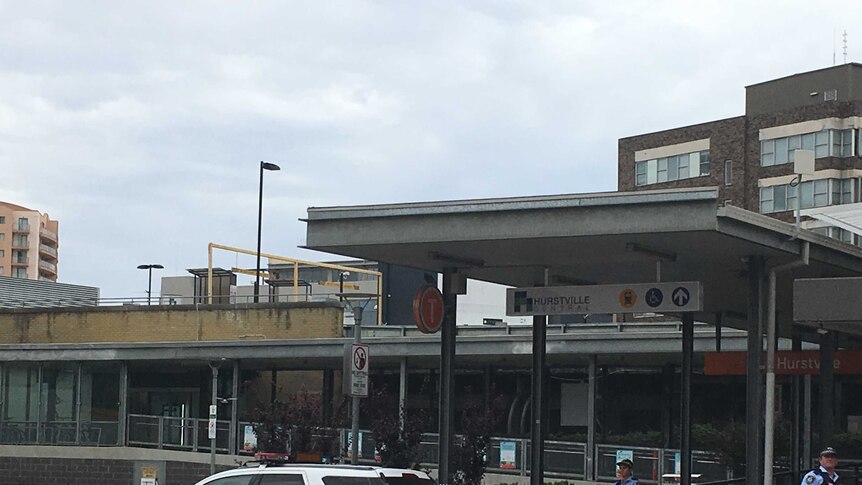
[304,187,862,336]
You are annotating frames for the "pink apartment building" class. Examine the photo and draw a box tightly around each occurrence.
[0,201,59,281]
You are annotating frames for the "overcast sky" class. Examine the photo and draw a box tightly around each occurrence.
[1,1,858,298]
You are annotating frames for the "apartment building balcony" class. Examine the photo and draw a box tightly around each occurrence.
[39,244,58,260]
[11,241,29,250]
[11,259,28,267]
[12,224,30,234]
[39,227,58,244]
[39,260,57,276]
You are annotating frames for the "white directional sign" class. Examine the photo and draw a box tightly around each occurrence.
[506,281,702,316]
[343,343,370,398]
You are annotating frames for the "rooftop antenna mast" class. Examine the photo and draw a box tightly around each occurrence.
[833,28,836,66]
[843,30,848,64]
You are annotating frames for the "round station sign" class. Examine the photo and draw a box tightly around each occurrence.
[413,286,444,334]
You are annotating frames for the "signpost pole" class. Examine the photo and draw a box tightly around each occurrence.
[209,363,219,475]
[351,306,363,465]
[529,313,547,485]
[438,271,458,485]
[680,312,693,485]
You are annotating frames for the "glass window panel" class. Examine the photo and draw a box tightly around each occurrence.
[667,156,679,181]
[832,180,841,205]
[689,153,700,176]
[259,475,306,485]
[773,185,787,212]
[207,477,255,485]
[841,129,853,156]
[761,140,775,166]
[788,135,801,150]
[802,133,815,150]
[800,181,815,209]
[635,162,646,186]
[775,137,789,164]
[832,130,842,156]
[678,154,689,179]
[647,159,657,185]
[815,130,829,158]
[724,160,732,186]
[842,178,854,204]
[814,179,829,207]
[760,187,774,213]
[657,158,668,183]
[700,150,710,175]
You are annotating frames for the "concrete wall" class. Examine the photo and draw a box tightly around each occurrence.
[0,302,344,344]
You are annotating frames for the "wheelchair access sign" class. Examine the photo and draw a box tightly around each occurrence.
[506,281,702,316]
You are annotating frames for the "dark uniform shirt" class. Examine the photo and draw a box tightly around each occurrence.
[801,466,839,485]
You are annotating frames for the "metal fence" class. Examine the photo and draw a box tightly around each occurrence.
[0,420,118,446]
[127,414,231,453]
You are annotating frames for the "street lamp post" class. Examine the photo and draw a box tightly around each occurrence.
[339,271,350,301]
[255,161,281,303]
[339,293,377,465]
[136,264,164,305]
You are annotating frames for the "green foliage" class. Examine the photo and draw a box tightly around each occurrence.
[362,385,429,468]
[250,391,340,459]
[830,432,862,458]
[451,387,508,485]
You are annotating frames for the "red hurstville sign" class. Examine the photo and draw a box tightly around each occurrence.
[413,286,444,334]
[704,351,862,376]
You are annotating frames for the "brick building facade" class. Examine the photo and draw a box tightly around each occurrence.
[619,63,862,235]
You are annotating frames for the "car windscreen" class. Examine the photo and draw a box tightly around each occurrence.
[322,476,387,485]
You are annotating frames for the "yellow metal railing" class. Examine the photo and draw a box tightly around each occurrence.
[207,242,383,325]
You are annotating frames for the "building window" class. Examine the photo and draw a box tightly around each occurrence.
[16,218,28,231]
[0,233,4,240]
[0,216,5,224]
[13,267,27,278]
[724,160,732,186]
[761,129,855,166]
[635,150,710,186]
[760,178,856,214]
[12,235,28,247]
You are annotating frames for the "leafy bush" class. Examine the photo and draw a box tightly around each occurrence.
[362,385,429,468]
[250,391,341,459]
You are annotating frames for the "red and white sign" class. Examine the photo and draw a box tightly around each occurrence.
[413,286,445,334]
[347,343,369,397]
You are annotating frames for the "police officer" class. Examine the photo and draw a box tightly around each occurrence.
[613,458,638,485]
[800,447,839,484]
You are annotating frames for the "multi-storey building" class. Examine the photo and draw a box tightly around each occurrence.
[619,63,862,243]
[0,201,59,281]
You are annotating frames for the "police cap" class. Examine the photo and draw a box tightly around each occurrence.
[616,458,634,468]
[820,447,838,457]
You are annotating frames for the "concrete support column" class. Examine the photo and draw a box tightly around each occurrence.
[229,360,240,455]
[529,314,547,485]
[819,331,835,450]
[323,369,334,427]
[438,270,460,485]
[585,356,597,481]
[745,256,765,484]
[118,362,129,446]
[680,313,694,485]
[791,334,802,479]
[399,358,408,432]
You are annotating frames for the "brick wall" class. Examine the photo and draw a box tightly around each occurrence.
[0,456,231,485]
[618,100,862,216]
[0,302,343,344]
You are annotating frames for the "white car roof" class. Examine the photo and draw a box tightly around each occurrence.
[195,465,384,485]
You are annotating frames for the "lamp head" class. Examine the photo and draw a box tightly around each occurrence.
[261,161,281,171]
